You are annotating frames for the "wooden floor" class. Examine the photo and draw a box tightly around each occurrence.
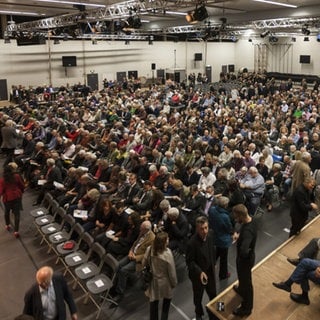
[0,100,12,108]
[207,215,320,320]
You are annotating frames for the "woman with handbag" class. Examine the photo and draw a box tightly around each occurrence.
[142,232,177,320]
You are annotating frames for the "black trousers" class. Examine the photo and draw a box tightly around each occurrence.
[4,199,22,232]
[216,247,229,279]
[289,213,307,237]
[236,253,255,312]
[150,298,171,320]
[191,267,217,319]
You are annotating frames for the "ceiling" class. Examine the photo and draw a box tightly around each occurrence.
[2,0,320,40]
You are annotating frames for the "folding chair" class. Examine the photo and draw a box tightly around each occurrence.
[39,207,67,241]
[46,214,76,253]
[34,199,60,230]
[64,232,95,277]
[30,192,53,218]
[85,253,120,318]
[72,242,106,292]
[53,223,85,265]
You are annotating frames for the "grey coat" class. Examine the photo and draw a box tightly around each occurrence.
[142,246,177,302]
[1,125,19,149]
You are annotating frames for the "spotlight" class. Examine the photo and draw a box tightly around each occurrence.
[302,25,310,35]
[126,15,142,29]
[291,37,296,42]
[125,40,130,45]
[4,37,11,44]
[304,37,309,41]
[53,39,60,44]
[260,30,270,38]
[186,5,208,24]
[269,36,278,43]
[92,39,97,45]
[148,35,154,45]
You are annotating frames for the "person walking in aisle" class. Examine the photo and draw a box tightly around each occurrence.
[23,266,77,320]
[232,203,258,317]
[143,231,177,320]
[0,162,24,238]
[186,216,218,320]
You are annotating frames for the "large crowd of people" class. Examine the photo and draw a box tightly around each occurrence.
[3,69,320,319]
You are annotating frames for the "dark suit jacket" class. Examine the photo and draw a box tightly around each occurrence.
[290,184,313,221]
[23,273,77,320]
[186,230,216,281]
[123,183,141,206]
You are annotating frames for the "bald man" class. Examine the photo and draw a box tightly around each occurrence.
[23,266,77,320]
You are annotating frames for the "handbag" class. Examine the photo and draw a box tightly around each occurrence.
[62,240,75,250]
[141,247,153,291]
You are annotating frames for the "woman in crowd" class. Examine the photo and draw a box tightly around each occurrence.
[0,163,25,238]
[142,231,177,320]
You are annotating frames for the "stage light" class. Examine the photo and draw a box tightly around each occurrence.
[302,25,310,35]
[304,37,309,41]
[186,5,208,24]
[53,39,60,44]
[260,30,270,38]
[269,36,278,43]
[125,40,130,45]
[148,35,154,45]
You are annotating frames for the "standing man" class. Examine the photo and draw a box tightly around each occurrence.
[23,266,77,320]
[232,204,258,317]
[289,177,318,237]
[1,119,21,167]
[186,216,217,320]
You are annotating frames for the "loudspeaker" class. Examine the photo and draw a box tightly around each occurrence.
[228,64,235,73]
[195,53,202,61]
[62,56,77,67]
[151,63,156,70]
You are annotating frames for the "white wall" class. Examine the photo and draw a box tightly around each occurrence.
[0,36,318,95]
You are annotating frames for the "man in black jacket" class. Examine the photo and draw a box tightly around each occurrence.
[23,266,77,320]
[289,177,318,237]
[232,204,258,317]
[186,216,217,320]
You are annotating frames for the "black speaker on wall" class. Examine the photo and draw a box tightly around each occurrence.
[151,63,156,70]
[299,55,311,64]
[62,56,77,67]
[195,53,202,61]
[228,64,235,73]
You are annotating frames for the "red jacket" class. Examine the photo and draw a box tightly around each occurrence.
[0,174,24,202]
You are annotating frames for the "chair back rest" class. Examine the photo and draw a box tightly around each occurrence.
[63,214,76,234]
[42,192,54,208]
[50,200,60,216]
[72,223,85,241]
[89,242,106,269]
[104,253,119,278]
[80,233,95,258]
[56,207,67,224]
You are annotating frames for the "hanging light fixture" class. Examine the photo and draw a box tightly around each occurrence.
[186,5,208,24]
